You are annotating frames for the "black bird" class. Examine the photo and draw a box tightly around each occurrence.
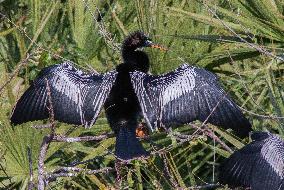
[11,31,251,160]
[219,132,284,190]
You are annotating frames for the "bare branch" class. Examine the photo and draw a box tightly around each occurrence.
[0,53,30,94]
[45,78,55,134]
[32,124,53,129]
[115,160,123,188]
[162,154,179,188]
[38,135,53,190]
[27,147,34,190]
[187,183,220,189]
[38,79,56,190]
[240,107,284,119]
[189,124,233,153]
[53,166,113,174]
[225,50,284,128]
[82,0,121,51]
[47,166,114,181]
[52,133,114,142]
[0,12,70,62]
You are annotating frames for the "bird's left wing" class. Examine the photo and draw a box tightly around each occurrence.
[11,61,117,127]
[130,63,251,137]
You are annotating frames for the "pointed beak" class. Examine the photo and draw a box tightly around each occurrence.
[144,40,168,51]
[150,44,168,51]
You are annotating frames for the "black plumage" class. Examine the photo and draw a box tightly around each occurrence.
[11,62,117,127]
[11,31,251,161]
[131,64,251,138]
[219,132,284,190]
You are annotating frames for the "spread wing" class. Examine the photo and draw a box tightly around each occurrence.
[219,132,284,189]
[130,63,251,137]
[11,61,117,127]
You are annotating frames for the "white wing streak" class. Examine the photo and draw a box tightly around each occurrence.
[220,132,284,189]
[11,61,117,127]
[130,63,251,137]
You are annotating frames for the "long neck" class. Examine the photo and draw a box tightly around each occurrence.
[121,47,150,73]
[122,45,135,62]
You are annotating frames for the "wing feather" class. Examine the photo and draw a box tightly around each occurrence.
[130,63,251,137]
[220,132,284,189]
[11,61,117,127]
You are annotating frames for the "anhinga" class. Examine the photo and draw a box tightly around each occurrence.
[219,132,284,190]
[11,31,252,161]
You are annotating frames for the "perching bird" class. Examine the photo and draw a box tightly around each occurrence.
[11,31,251,161]
[219,132,284,190]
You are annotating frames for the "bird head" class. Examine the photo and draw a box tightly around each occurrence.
[122,31,167,51]
[121,31,167,72]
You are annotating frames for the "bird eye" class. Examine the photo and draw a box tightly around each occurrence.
[144,39,153,47]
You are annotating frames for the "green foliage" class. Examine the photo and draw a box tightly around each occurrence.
[0,0,284,189]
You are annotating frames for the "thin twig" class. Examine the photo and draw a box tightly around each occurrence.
[52,133,113,142]
[38,79,55,190]
[0,150,11,187]
[239,106,284,119]
[45,79,55,135]
[0,12,70,61]
[162,154,179,188]
[47,167,113,181]
[82,0,121,51]
[226,51,284,122]
[38,135,53,190]
[202,1,284,62]
[53,166,113,174]
[115,160,123,188]
[0,53,30,94]
[187,183,220,189]
[200,92,229,128]
[69,152,111,166]
[189,124,233,153]
[32,124,53,129]
[27,147,34,190]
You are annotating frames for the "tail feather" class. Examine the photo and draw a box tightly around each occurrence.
[115,126,149,161]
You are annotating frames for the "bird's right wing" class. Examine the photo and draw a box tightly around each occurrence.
[130,63,251,137]
[219,132,284,189]
[11,62,117,127]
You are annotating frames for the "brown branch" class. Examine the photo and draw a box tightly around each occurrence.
[149,124,232,155]
[38,79,55,190]
[189,124,233,153]
[45,78,55,135]
[35,79,115,188]
[170,131,202,144]
[38,135,53,190]
[115,160,123,188]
